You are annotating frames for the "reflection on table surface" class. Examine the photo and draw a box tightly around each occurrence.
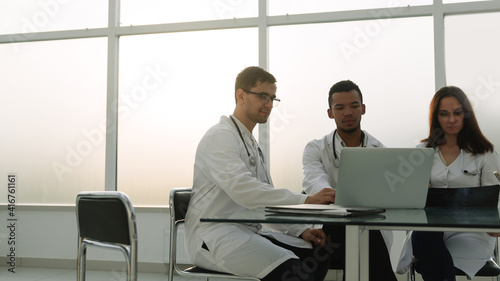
[200,207,500,229]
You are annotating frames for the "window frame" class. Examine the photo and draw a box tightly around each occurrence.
[1,0,500,202]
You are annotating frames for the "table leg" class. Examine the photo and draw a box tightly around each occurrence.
[359,227,369,280]
[345,225,360,281]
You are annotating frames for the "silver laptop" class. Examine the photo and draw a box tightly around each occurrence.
[335,147,434,209]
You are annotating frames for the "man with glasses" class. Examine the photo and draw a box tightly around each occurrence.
[185,66,336,281]
[302,80,397,281]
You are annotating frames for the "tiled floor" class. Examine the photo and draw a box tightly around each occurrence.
[0,266,337,281]
[0,266,171,281]
[1,266,496,281]
[0,265,310,281]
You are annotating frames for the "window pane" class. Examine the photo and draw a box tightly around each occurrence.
[0,38,107,204]
[269,17,434,192]
[269,0,431,16]
[120,0,257,26]
[445,12,500,149]
[117,28,257,205]
[0,0,108,35]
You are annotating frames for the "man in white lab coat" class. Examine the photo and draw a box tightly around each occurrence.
[185,66,337,281]
[302,80,397,281]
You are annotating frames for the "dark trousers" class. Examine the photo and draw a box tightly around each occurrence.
[261,235,333,281]
[412,231,456,281]
[322,224,398,281]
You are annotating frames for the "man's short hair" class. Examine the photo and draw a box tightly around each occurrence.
[328,80,363,108]
[235,66,277,99]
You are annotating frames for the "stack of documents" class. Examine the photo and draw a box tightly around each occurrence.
[265,204,385,217]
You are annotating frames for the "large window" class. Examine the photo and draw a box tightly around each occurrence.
[0,0,108,35]
[269,17,435,192]
[117,29,257,205]
[0,38,107,204]
[1,1,499,205]
[445,12,500,149]
[120,0,258,26]
[269,0,432,15]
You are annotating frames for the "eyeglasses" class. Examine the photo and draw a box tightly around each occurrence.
[244,90,280,107]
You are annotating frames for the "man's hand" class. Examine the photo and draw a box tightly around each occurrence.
[300,228,327,247]
[304,188,335,204]
[488,233,500,237]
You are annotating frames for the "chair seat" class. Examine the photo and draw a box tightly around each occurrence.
[184,266,239,275]
[169,188,260,281]
[76,191,138,281]
[413,259,500,277]
[455,260,500,277]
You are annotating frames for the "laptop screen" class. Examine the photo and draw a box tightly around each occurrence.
[335,147,433,208]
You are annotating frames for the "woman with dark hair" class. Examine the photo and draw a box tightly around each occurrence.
[424,86,494,155]
[397,86,500,281]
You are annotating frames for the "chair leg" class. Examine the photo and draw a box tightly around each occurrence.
[77,243,87,281]
[168,267,173,281]
[131,250,137,281]
[495,238,500,281]
[123,246,137,281]
[126,253,131,281]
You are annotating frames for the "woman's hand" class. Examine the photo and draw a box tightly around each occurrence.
[300,228,327,247]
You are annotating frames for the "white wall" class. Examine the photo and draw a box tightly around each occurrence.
[0,206,191,267]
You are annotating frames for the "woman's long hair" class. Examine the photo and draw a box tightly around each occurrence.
[422,86,493,154]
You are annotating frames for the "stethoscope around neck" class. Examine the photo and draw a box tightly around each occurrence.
[230,116,270,183]
[332,129,366,168]
[461,149,479,176]
[230,116,264,167]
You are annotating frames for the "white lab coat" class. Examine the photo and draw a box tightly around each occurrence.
[185,115,313,278]
[301,130,394,249]
[397,143,500,278]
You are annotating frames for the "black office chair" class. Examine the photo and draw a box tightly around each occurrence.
[76,191,138,281]
[168,187,259,280]
[409,185,500,281]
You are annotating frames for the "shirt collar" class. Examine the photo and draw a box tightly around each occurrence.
[334,129,367,148]
[228,115,255,145]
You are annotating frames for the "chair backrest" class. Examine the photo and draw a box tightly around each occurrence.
[167,188,261,281]
[76,191,137,245]
[169,187,192,222]
[425,184,500,208]
[168,188,192,278]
